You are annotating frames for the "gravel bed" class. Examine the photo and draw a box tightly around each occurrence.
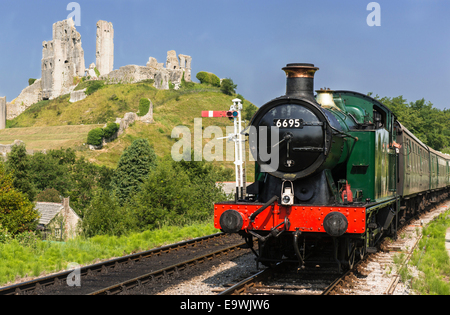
[341,201,450,295]
[157,252,258,295]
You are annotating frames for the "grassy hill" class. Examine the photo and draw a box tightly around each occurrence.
[0,125,102,151]
[1,80,257,179]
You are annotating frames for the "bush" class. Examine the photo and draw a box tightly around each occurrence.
[87,128,104,146]
[35,188,61,203]
[196,71,220,87]
[103,122,119,139]
[127,154,229,230]
[28,78,37,86]
[220,78,237,96]
[81,189,133,237]
[137,98,150,117]
[85,81,105,95]
[196,72,209,84]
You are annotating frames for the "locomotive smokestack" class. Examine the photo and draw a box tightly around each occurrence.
[282,63,319,102]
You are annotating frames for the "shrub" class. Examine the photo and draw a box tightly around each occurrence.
[220,78,237,96]
[137,98,150,117]
[87,128,104,146]
[28,78,37,86]
[196,71,209,84]
[85,81,104,95]
[195,71,220,87]
[81,189,133,237]
[94,67,101,78]
[103,122,120,139]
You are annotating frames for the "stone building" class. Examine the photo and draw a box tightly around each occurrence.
[96,20,114,76]
[41,18,85,100]
[35,197,81,240]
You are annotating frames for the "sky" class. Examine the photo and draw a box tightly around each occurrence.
[0,0,449,110]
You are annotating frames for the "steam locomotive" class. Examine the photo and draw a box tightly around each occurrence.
[214,63,450,272]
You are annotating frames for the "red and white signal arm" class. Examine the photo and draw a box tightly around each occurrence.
[201,111,239,118]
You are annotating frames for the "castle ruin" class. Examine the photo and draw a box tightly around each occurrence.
[5,18,192,120]
[96,20,114,76]
[104,50,192,89]
[0,96,6,129]
[41,18,85,100]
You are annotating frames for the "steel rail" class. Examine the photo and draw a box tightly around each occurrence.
[218,268,272,295]
[89,241,247,295]
[384,234,422,295]
[0,232,225,295]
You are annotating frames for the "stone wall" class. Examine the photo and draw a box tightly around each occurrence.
[103,50,192,90]
[6,79,42,119]
[103,65,156,84]
[69,88,87,103]
[96,20,114,76]
[0,140,25,160]
[0,96,6,129]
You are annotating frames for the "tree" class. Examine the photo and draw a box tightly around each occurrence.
[110,139,157,205]
[35,188,61,203]
[220,78,237,96]
[5,143,36,201]
[0,164,39,235]
[81,189,133,237]
[28,151,72,196]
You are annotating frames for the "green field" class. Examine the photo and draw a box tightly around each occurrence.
[0,124,102,151]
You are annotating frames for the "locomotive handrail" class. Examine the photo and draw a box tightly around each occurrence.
[249,195,279,223]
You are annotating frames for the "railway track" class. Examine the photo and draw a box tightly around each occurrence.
[2,200,448,295]
[0,232,244,295]
[218,201,450,296]
[218,262,350,295]
[90,240,247,295]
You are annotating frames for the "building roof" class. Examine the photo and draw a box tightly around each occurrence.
[35,202,63,225]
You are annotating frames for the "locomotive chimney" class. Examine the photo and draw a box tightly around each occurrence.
[282,63,319,102]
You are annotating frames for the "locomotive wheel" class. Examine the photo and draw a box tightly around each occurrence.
[347,243,356,269]
[342,238,356,270]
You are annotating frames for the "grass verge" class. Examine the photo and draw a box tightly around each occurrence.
[0,221,219,286]
[408,210,450,294]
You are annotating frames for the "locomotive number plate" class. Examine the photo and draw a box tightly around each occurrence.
[273,119,304,128]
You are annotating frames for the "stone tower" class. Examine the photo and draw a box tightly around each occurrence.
[0,97,6,129]
[41,18,85,100]
[96,20,114,76]
[178,54,192,82]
